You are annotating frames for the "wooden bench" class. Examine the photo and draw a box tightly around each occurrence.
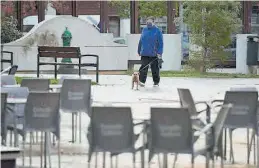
[37,46,99,83]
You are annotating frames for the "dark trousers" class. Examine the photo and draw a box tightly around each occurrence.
[139,56,160,84]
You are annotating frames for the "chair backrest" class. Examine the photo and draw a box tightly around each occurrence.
[21,78,50,91]
[230,87,257,92]
[177,88,197,115]
[211,104,232,153]
[149,107,193,161]
[1,87,29,117]
[8,65,18,75]
[24,92,60,139]
[89,106,134,153]
[223,91,258,128]
[1,75,16,85]
[60,79,91,114]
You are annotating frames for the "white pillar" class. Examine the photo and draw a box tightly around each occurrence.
[236,34,257,74]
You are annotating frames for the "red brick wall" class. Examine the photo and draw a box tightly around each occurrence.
[1,1,118,18]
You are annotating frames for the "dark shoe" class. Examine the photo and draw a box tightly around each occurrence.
[153,83,159,87]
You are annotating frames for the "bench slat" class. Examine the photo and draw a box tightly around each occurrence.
[38,46,80,52]
[39,52,79,58]
[39,62,97,66]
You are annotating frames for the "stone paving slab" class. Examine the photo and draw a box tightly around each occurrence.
[12,74,259,168]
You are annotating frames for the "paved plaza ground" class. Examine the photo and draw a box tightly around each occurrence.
[14,74,259,168]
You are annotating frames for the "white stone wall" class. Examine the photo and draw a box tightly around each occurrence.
[2,16,128,71]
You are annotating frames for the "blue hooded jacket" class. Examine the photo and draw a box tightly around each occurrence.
[138,26,163,57]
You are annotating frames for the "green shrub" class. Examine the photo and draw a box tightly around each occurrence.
[1,16,23,43]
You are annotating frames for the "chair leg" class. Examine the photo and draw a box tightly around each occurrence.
[257,135,259,167]
[247,128,250,164]
[71,113,75,143]
[133,153,136,168]
[205,151,210,168]
[163,153,168,168]
[79,112,82,143]
[223,128,227,160]
[75,113,78,142]
[229,129,234,163]
[22,136,25,167]
[29,132,32,167]
[40,132,43,168]
[44,132,47,168]
[110,154,113,168]
[36,131,39,144]
[58,138,61,168]
[10,130,13,146]
[191,154,194,168]
[115,156,118,168]
[95,152,98,168]
[103,152,106,168]
[47,133,52,168]
[158,154,161,168]
[253,131,256,165]
[52,134,56,146]
[172,154,177,168]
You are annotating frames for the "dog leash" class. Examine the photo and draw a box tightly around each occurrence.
[139,57,159,72]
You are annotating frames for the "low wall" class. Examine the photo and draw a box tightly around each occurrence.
[2,16,128,71]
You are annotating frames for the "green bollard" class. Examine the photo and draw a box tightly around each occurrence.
[61,27,72,63]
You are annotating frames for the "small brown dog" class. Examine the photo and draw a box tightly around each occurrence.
[131,72,140,90]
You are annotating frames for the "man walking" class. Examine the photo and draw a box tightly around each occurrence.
[138,16,163,87]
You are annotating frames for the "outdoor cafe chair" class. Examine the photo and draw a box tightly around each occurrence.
[21,78,50,143]
[148,105,232,168]
[177,88,211,130]
[0,75,17,86]
[60,78,92,143]
[87,106,144,168]
[22,92,61,168]
[211,90,258,164]
[1,87,29,147]
[1,93,8,145]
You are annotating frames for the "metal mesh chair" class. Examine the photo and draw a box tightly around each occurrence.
[22,92,61,168]
[1,87,29,147]
[88,106,141,168]
[20,78,50,143]
[212,90,258,164]
[60,79,92,143]
[148,105,231,168]
[177,88,211,130]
